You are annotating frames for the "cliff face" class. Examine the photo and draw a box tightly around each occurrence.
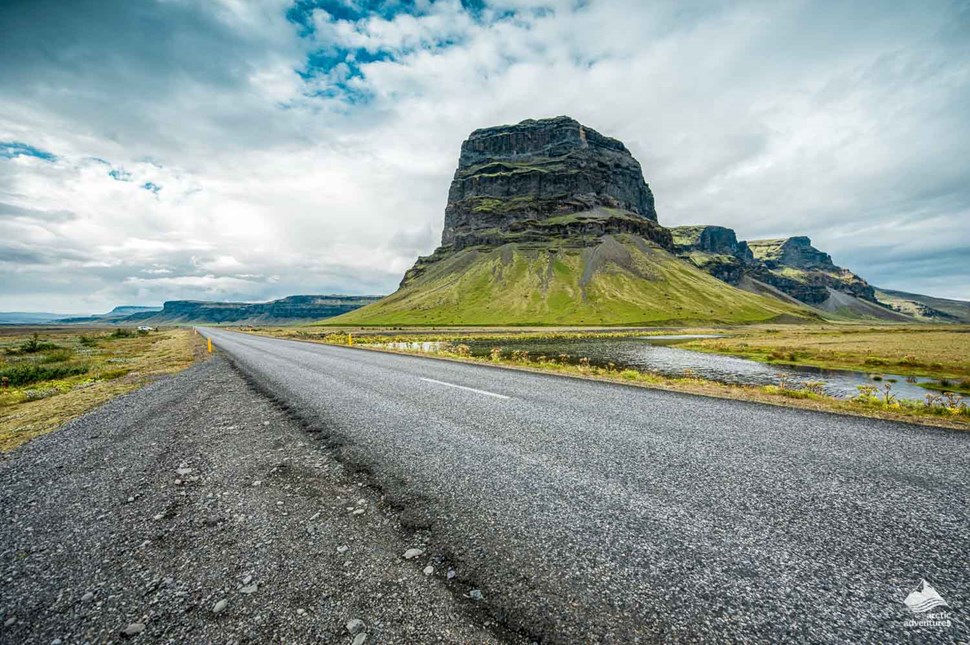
[670,225,754,284]
[747,237,876,304]
[671,228,878,306]
[441,116,660,248]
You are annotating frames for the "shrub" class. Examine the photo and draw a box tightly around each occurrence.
[453,344,471,357]
[489,347,503,361]
[13,333,59,354]
[110,328,136,339]
[0,363,89,387]
[40,349,75,364]
[854,385,878,403]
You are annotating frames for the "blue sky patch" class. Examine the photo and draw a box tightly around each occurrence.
[109,168,132,181]
[142,182,161,194]
[0,142,57,162]
[287,0,429,36]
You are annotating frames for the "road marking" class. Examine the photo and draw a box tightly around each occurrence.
[419,377,510,400]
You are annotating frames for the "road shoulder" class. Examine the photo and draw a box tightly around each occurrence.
[0,357,511,643]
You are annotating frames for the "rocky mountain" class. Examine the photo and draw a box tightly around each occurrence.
[875,288,970,323]
[124,295,379,325]
[746,236,876,305]
[330,116,969,326]
[333,117,812,326]
[669,225,921,320]
[670,225,755,285]
[441,116,668,251]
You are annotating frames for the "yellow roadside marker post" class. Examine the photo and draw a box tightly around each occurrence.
[348,333,354,346]
[208,338,213,353]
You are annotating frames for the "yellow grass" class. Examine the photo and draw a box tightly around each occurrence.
[0,328,203,451]
[680,324,970,378]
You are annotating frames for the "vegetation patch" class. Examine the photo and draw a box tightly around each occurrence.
[326,236,812,326]
[0,327,203,451]
[679,325,970,380]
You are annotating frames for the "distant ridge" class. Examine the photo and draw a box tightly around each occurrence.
[125,295,380,325]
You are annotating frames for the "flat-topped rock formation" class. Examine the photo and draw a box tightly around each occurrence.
[442,116,664,250]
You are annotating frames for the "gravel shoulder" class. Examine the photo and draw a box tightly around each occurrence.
[0,357,512,644]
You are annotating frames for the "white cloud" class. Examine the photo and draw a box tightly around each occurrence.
[1,0,968,313]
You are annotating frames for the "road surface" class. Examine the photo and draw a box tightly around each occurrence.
[0,357,507,644]
[202,328,968,643]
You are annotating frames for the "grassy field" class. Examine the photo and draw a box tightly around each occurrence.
[329,235,812,326]
[245,324,969,429]
[0,327,203,451]
[678,324,970,390]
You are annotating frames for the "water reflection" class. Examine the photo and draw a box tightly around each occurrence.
[387,335,948,401]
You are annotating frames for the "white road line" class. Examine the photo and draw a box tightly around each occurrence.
[419,377,510,400]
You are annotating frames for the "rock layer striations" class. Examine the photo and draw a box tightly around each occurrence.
[441,116,664,250]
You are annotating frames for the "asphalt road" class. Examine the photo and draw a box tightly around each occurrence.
[204,328,968,643]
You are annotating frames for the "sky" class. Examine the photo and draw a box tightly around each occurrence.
[1,0,968,313]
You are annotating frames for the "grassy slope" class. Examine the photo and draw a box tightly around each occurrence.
[330,234,813,326]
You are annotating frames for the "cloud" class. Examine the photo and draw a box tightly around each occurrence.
[0,0,968,313]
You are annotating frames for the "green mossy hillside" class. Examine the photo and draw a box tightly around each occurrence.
[329,235,814,326]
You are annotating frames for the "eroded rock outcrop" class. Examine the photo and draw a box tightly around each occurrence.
[746,237,876,305]
[441,116,665,249]
[670,225,754,284]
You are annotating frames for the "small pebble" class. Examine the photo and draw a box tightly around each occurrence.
[252,480,262,487]
[240,584,258,594]
[126,496,135,503]
[469,589,483,600]
[352,508,365,515]
[446,569,456,580]
[352,634,367,645]
[51,639,62,645]
[346,618,365,634]
[4,617,14,627]
[423,566,434,576]
[242,575,252,585]
[152,513,164,521]
[337,545,349,554]
[81,592,94,602]
[296,608,306,615]
[213,599,227,614]
[121,622,145,636]
[403,548,424,560]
